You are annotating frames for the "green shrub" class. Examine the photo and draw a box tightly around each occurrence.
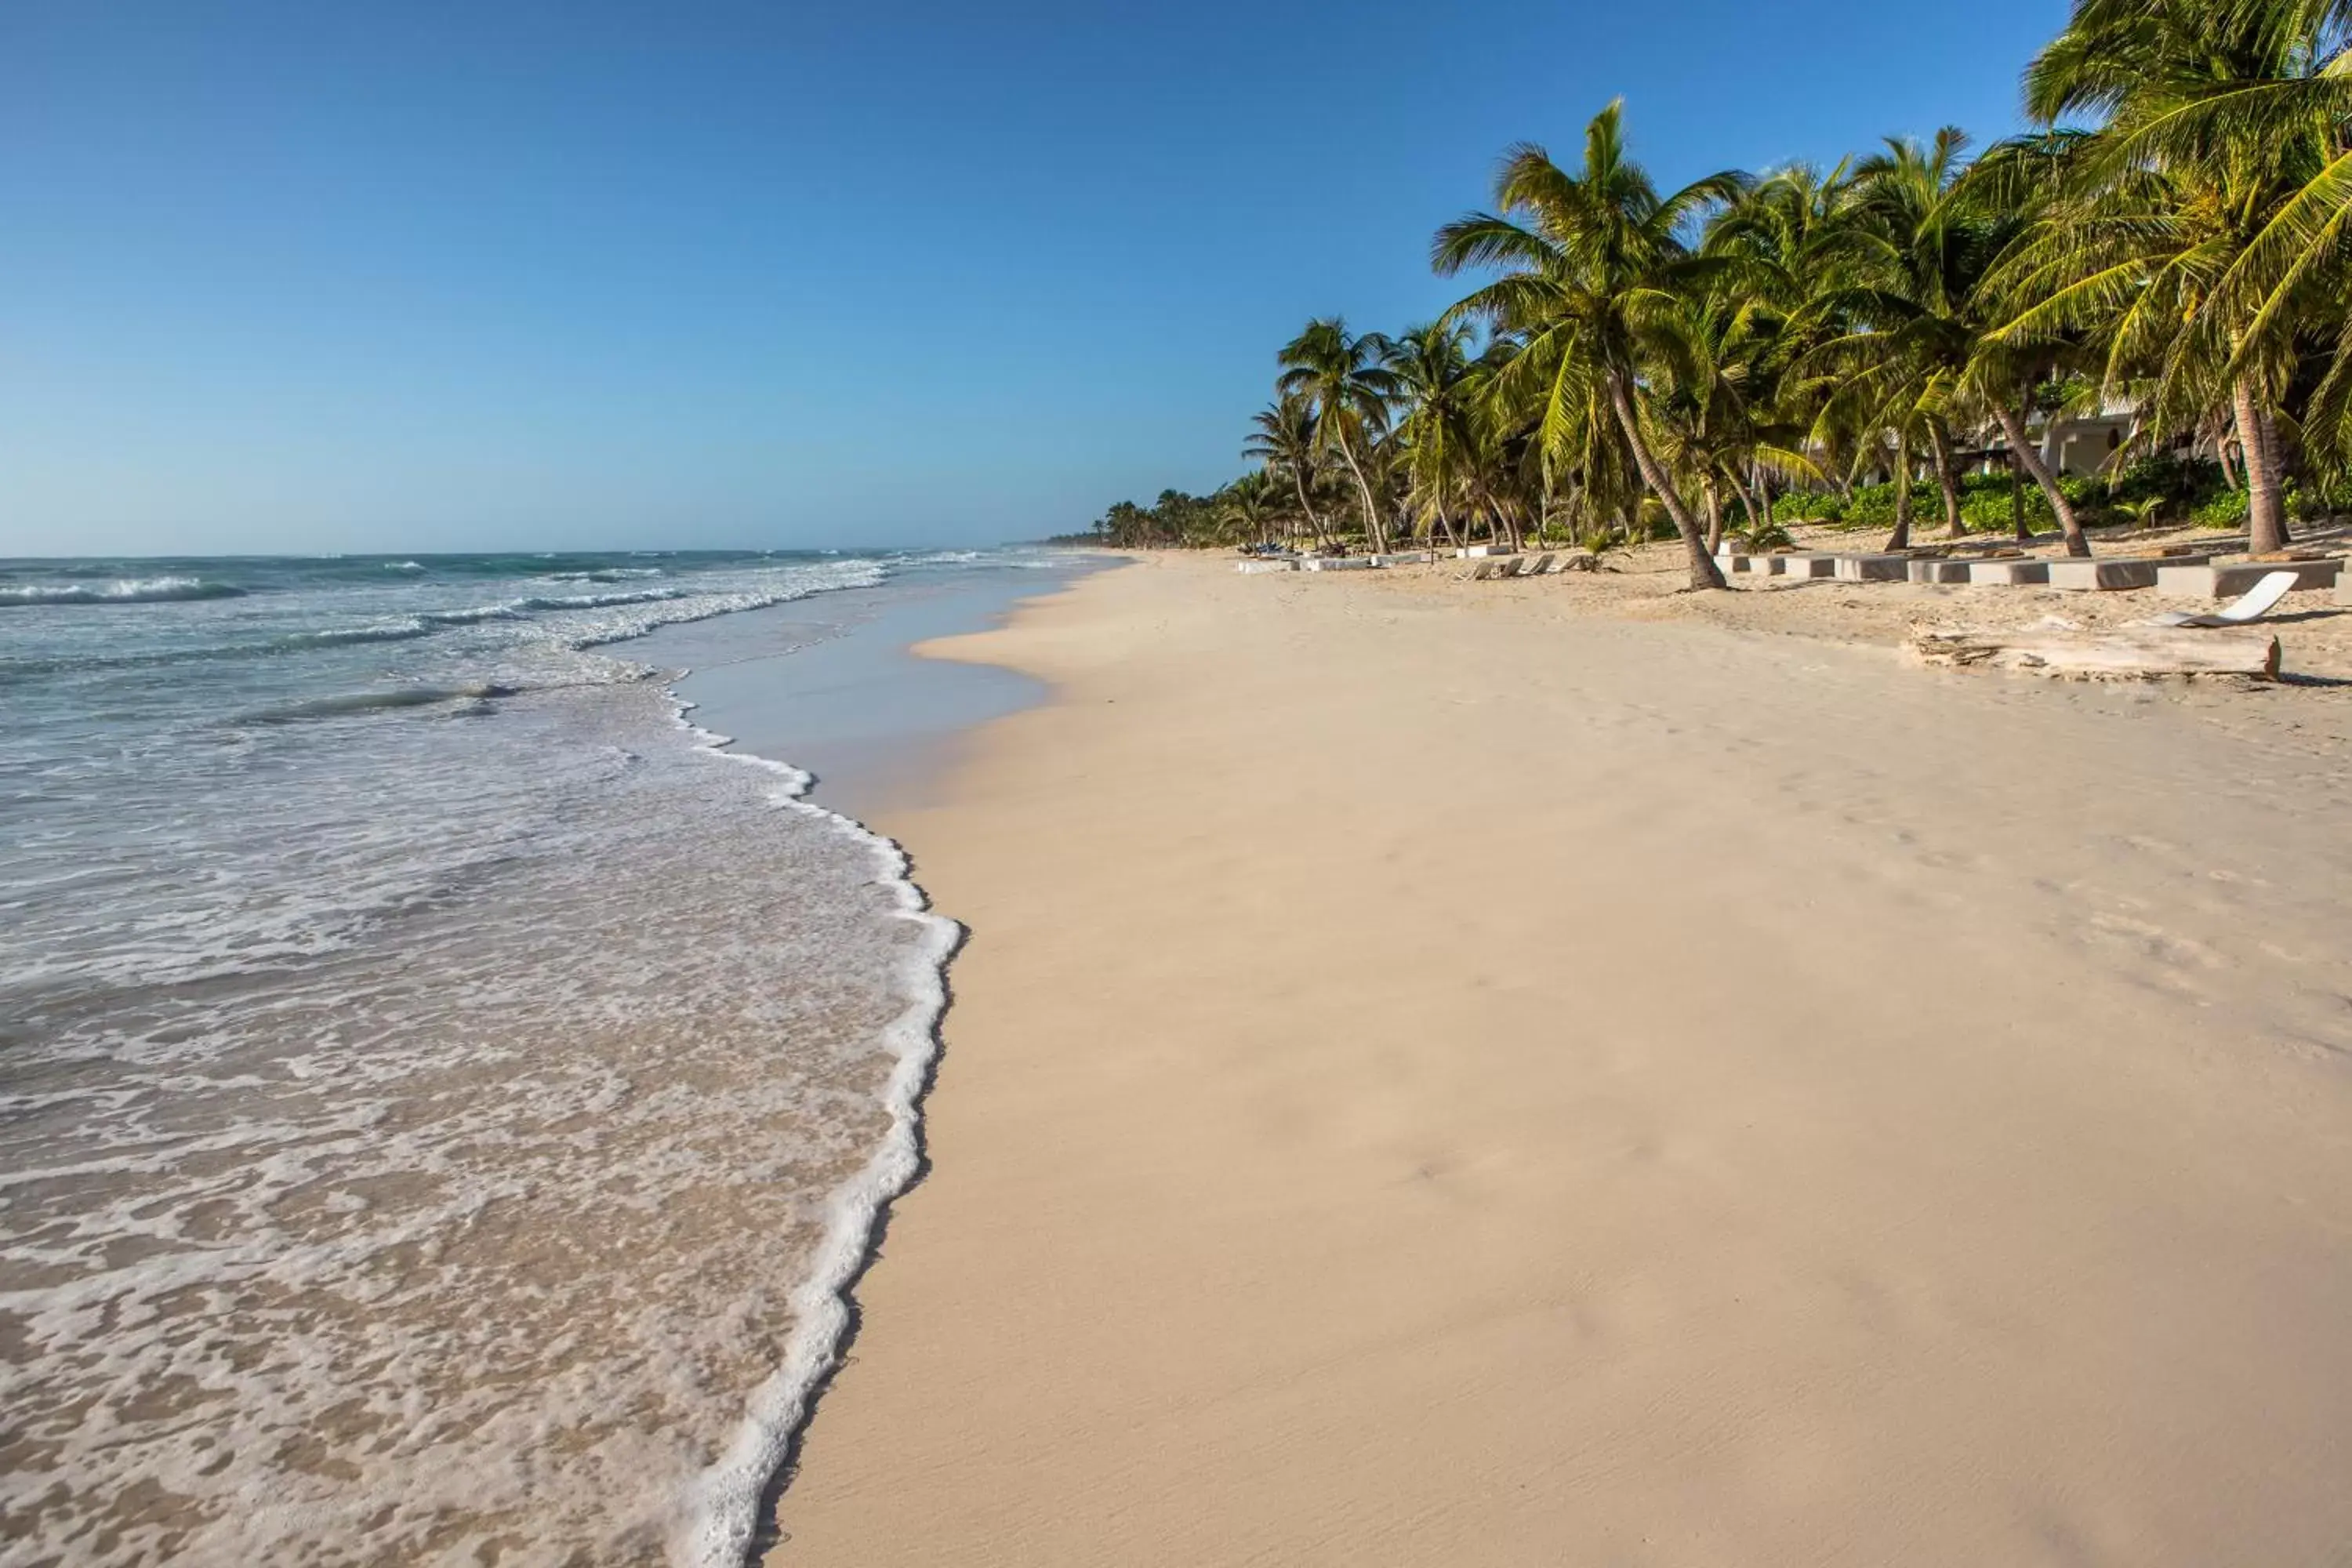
[1767,491,1845,525]
[2191,489,2249,528]
[1760,456,2261,535]
[1775,481,1935,529]
[2111,452,2223,507]
[2286,474,2352,522]
[2058,473,2111,508]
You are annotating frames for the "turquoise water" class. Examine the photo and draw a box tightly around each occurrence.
[0,547,1069,1566]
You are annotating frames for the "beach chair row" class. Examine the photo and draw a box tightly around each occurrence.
[1464,552,1585,580]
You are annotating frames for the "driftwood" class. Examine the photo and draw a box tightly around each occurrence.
[1909,625,2280,681]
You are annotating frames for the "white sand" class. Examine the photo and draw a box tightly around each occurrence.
[775,551,2352,1566]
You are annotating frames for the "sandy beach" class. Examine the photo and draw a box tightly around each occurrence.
[777,550,2352,1566]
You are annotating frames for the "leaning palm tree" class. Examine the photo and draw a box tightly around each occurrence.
[1990,0,2352,554]
[1432,103,1748,588]
[1244,394,1334,549]
[1276,318,1403,552]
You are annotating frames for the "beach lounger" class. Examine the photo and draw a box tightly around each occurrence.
[1527,553,1556,575]
[1463,561,1497,581]
[2140,570,2303,627]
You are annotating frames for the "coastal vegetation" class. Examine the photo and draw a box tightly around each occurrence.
[1084,0,2352,586]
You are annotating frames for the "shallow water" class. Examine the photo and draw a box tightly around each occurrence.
[0,548,1072,1565]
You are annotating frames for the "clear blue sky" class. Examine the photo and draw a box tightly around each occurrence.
[1,0,2069,556]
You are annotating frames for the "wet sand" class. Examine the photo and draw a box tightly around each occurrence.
[635,557,1096,821]
[776,550,2352,1566]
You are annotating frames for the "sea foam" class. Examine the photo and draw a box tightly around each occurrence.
[0,547,1026,1566]
[662,701,961,1568]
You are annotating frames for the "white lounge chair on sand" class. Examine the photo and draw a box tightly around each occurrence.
[1527,553,1557,575]
[2139,570,2303,628]
[1463,560,1497,581]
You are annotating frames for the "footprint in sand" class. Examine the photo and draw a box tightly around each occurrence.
[2083,911,2224,971]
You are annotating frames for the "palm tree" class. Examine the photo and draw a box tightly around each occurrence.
[1698,160,1860,537]
[1244,395,1333,549]
[1215,471,1284,546]
[1993,0,2352,554]
[1454,332,1549,550]
[1432,103,1748,589]
[1276,318,1403,552]
[1801,131,1980,548]
[1382,320,1483,548]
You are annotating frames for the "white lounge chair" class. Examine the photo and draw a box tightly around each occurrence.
[1526,552,1557,575]
[1463,560,1497,581]
[2140,570,2303,628]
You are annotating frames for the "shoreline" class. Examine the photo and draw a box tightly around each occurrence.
[772,550,2352,1564]
[637,555,1105,1564]
[1,550,1019,1566]
[662,693,960,1568]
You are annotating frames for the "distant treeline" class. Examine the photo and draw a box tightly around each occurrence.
[1076,0,2352,584]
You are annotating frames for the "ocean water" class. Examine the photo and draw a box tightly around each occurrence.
[0,548,1059,1566]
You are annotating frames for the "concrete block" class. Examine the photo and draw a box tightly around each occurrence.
[2157,557,2343,599]
[1907,558,1974,583]
[2048,558,2164,590]
[1301,556,1371,572]
[1834,555,1911,582]
[1751,555,1790,575]
[1966,558,2051,585]
[1779,555,1838,579]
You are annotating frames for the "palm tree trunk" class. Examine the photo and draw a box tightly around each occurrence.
[1885,433,1915,553]
[1289,470,1331,550]
[1726,468,1762,535]
[2232,379,2290,554]
[1994,403,2088,557]
[1606,371,1726,589]
[1704,480,1724,555]
[1468,477,1512,552]
[1434,499,1461,550]
[1927,421,1965,538]
[1334,436,1388,554]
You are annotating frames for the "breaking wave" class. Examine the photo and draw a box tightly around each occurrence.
[1,576,247,606]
